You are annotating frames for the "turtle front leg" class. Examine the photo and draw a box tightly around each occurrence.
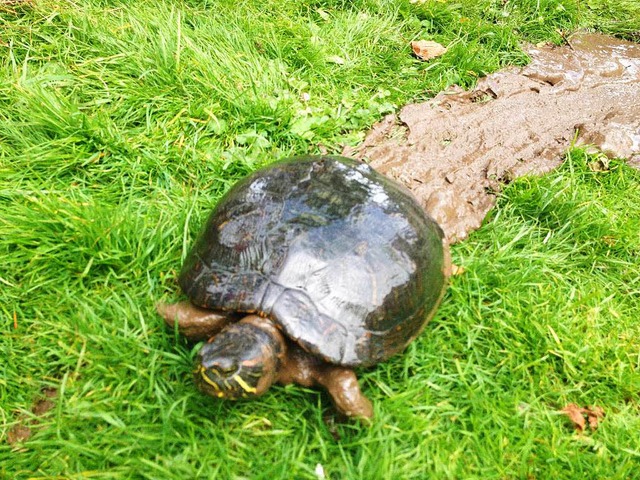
[316,366,374,421]
[156,301,238,341]
[278,347,373,421]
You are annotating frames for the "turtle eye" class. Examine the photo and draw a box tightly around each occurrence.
[212,359,238,375]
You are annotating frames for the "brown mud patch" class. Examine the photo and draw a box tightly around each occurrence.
[6,388,58,446]
[346,33,640,242]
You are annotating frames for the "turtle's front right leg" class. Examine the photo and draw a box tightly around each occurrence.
[156,301,237,341]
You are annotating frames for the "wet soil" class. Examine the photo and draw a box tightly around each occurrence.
[346,33,640,242]
[6,388,57,446]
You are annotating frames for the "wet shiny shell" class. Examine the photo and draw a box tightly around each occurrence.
[179,156,448,367]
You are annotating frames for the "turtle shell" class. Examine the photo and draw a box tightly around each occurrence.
[179,155,448,367]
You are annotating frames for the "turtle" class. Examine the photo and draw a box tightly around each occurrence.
[157,155,450,420]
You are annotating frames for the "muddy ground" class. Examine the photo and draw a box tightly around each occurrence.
[346,33,640,243]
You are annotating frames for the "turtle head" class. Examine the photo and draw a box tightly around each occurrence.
[194,316,286,399]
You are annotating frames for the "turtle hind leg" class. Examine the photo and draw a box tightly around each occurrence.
[277,347,373,421]
[156,301,237,341]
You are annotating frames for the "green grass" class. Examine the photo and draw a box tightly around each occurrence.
[1,0,639,478]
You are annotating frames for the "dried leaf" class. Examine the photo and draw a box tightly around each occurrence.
[562,403,586,431]
[587,406,605,429]
[561,404,605,432]
[411,40,447,61]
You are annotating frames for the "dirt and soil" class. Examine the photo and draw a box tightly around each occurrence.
[7,388,57,445]
[346,33,640,242]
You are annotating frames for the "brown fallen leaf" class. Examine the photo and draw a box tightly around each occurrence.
[561,403,586,431]
[587,406,605,430]
[411,40,447,61]
[561,403,605,432]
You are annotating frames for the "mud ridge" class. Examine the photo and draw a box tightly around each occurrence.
[346,33,640,242]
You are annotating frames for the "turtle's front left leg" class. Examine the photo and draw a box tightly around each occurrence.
[278,347,374,420]
[156,301,238,341]
[315,366,373,420]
